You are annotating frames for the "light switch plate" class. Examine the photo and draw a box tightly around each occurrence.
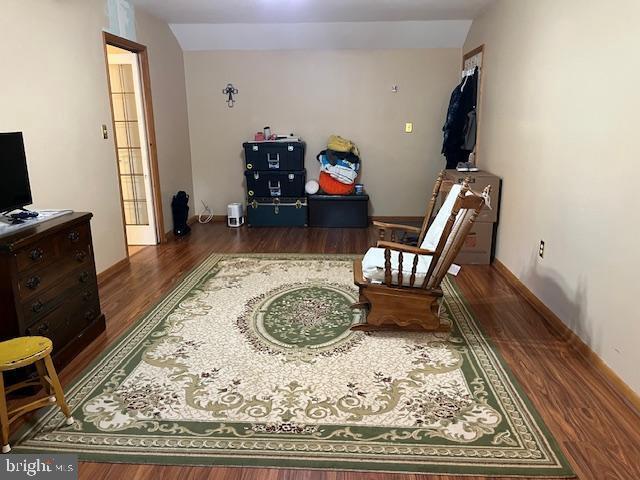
[405,122,413,133]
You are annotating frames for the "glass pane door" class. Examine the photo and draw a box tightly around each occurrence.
[108,51,157,245]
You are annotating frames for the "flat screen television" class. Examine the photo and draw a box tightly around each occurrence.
[0,132,32,213]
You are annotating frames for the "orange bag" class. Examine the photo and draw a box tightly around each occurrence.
[318,171,355,195]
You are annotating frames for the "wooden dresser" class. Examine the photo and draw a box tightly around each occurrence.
[441,170,501,264]
[0,212,105,372]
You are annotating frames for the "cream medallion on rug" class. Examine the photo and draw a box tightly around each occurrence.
[14,255,574,477]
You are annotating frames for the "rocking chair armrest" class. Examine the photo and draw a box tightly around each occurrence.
[373,221,421,234]
[376,241,435,256]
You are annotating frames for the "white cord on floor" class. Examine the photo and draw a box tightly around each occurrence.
[198,200,214,224]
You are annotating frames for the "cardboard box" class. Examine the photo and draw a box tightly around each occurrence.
[440,170,501,224]
[455,221,494,265]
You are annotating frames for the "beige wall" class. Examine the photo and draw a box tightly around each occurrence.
[0,1,192,273]
[465,0,639,392]
[184,49,460,216]
[136,10,193,232]
[0,0,125,273]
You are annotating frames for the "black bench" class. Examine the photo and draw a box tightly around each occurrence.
[308,194,369,228]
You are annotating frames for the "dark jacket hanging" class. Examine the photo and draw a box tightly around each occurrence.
[442,67,478,169]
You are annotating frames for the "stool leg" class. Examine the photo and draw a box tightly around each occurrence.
[35,360,55,402]
[42,356,74,426]
[0,373,10,453]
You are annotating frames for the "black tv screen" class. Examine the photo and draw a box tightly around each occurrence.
[0,132,32,213]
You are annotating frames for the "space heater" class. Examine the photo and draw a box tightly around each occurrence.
[227,203,244,227]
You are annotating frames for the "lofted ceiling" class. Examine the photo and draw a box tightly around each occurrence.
[130,0,495,24]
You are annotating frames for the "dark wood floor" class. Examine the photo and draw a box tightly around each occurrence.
[46,223,640,479]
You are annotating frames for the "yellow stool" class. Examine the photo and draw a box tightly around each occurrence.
[0,336,74,453]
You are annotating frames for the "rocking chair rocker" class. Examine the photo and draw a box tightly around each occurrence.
[352,177,490,332]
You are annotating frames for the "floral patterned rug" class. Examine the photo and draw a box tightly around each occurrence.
[14,254,574,477]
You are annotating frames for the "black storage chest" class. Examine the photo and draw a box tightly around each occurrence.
[247,197,308,227]
[308,194,369,228]
[245,170,306,198]
[243,141,305,171]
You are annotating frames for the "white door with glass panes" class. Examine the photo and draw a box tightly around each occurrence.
[108,52,157,245]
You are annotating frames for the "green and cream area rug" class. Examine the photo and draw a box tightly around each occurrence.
[15,255,574,477]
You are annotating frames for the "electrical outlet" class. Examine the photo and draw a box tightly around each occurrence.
[538,240,545,258]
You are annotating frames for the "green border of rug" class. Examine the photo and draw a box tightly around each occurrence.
[12,253,575,478]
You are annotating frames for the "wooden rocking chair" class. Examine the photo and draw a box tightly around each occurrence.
[352,179,491,332]
[373,170,447,246]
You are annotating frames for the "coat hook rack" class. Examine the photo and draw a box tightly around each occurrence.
[222,83,238,107]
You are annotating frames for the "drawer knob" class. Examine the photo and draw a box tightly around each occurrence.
[27,322,49,336]
[29,248,44,261]
[68,231,80,242]
[26,275,41,290]
[75,250,87,262]
[32,300,44,313]
[82,290,93,301]
[78,271,90,283]
[84,309,95,321]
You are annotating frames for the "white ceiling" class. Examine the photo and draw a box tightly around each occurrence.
[131,0,494,24]
[171,20,473,51]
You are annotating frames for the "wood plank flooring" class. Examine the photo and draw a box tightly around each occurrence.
[36,223,640,479]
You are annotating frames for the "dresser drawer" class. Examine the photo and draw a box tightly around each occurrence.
[23,294,101,348]
[57,222,91,258]
[17,249,94,301]
[442,170,501,224]
[15,239,58,272]
[20,269,97,330]
[14,222,91,274]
